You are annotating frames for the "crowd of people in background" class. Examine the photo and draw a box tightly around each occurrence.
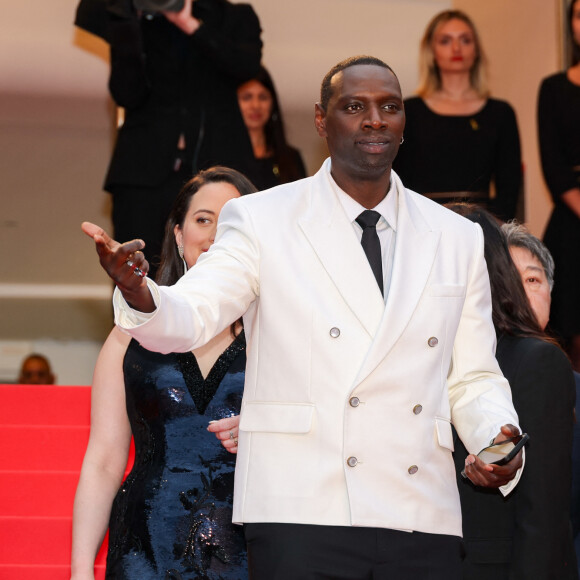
[66,1,580,579]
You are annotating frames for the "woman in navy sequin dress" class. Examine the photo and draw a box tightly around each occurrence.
[71,167,257,580]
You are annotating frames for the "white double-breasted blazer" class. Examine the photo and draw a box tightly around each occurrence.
[115,158,519,537]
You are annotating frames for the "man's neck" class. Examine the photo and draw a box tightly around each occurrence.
[331,168,392,209]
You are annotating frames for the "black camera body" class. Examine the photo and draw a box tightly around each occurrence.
[133,0,185,12]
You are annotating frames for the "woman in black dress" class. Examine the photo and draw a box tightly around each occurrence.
[237,66,307,191]
[538,0,580,372]
[394,10,522,221]
[71,167,256,580]
[448,205,577,579]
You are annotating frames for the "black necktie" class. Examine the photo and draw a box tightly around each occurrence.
[356,210,383,295]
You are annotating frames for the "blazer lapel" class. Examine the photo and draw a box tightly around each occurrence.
[298,161,385,338]
[355,174,441,384]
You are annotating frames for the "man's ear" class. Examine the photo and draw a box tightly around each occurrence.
[314,103,327,137]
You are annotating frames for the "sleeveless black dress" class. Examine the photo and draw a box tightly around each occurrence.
[105,333,247,580]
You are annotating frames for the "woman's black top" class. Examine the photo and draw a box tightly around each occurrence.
[393,96,522,221]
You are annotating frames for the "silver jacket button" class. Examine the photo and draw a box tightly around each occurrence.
[408,465,419,475]
[330,327,341,338]
[349,396,360,407]
[413,404,423,415]
[347,456,358,467]
[427,336,438,347]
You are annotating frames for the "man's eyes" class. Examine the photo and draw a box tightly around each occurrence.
[344,103,400,112]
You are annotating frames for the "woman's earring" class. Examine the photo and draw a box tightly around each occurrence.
[400,136,405,145]
[178,244,188,275]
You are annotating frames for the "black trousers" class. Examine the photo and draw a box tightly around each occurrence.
[244,522,463,580]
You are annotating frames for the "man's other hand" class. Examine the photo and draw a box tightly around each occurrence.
[463,424,523,488]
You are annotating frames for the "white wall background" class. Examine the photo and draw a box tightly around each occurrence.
[1,1,450,100]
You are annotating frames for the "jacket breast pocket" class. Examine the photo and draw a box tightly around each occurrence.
[428,284,465,298]
[239,402,315,434]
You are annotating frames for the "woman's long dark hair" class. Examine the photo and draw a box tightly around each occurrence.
[252,66,304,184]
[446,204,552,343]
[155,166,257,287]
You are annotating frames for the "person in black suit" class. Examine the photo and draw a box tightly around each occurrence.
[448,206,577,579]
[504,219,580,578]
[99,0,262,276]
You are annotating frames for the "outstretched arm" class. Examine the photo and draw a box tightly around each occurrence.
[70,328,133,580]
[81,222,155,313]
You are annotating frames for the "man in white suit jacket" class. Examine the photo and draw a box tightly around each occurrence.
[84,56,523,579]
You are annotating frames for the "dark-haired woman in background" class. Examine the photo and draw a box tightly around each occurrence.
[448,205,577,579]
[538,0,580,373]
[71,167,257,580]
[237,66,307,191]
[394,10,522,221]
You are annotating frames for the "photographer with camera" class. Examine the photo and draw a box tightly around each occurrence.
[78,0,262,278]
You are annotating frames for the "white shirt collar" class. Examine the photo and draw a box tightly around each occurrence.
[326,163,398,231]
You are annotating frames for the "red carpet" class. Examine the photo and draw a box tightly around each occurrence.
[0,384,134,579]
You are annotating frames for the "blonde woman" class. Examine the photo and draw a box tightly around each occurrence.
[394,10,522,221]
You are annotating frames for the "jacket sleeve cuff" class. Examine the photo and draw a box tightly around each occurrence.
[499,448,526,497]
[113,278,160,329]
